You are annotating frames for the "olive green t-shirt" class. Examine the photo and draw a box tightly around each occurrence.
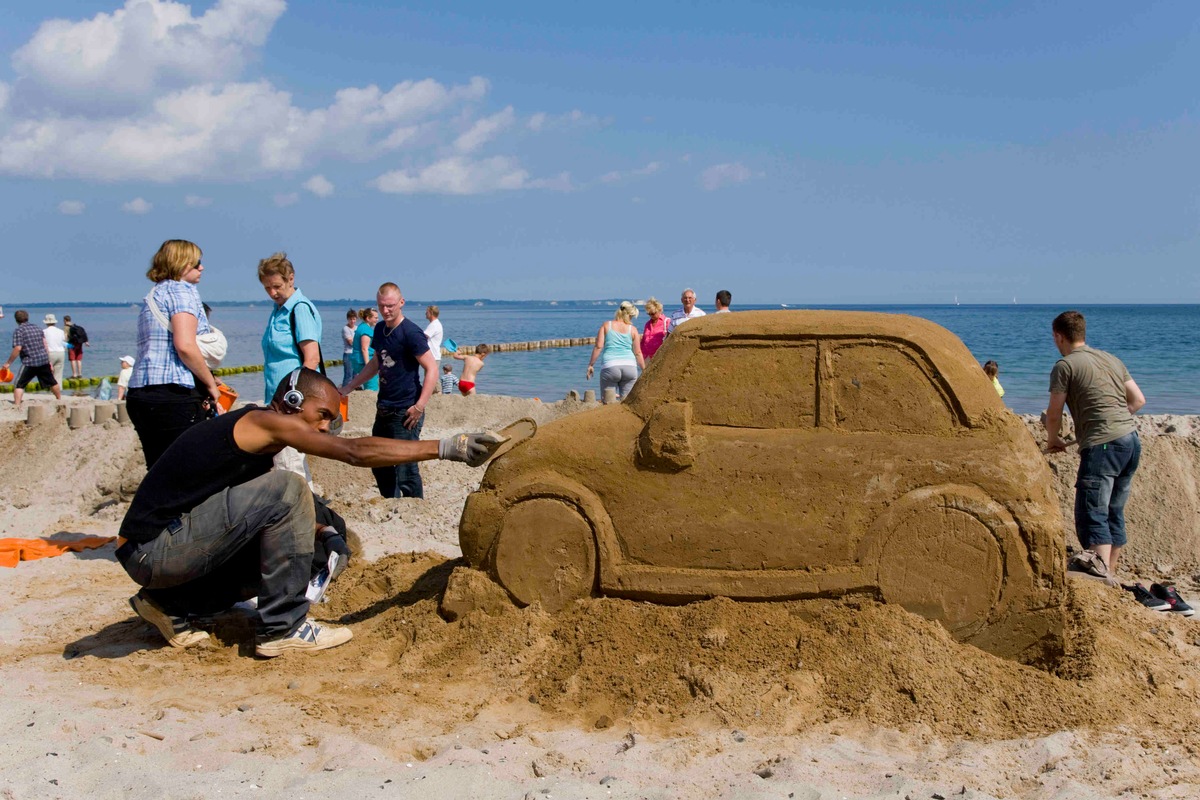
[1048,345,1136,449]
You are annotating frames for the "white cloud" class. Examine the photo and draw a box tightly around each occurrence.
[0,3,594,190]
[526,109,603,132]
[528,172,573,192]
[184,194,212,207]
[57,199,85,215]
[12,0,286,115]
[273,192,299,207]
[699,162,757,191]
[598,161,663,185]
[303,174,334,197]
[372,156,530,195]
[454,106,514,153]
[121,197,152,213]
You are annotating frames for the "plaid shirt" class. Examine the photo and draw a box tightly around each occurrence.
[12,322,49,367]
[129,281,211,389]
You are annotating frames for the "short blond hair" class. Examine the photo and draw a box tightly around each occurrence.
[644,297,663,315]
[257,252,294,281]
[147,240,202,283]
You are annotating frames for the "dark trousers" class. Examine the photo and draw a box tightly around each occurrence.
[126,384,208,469]
[371,407,424,499]
[119,471,315,639]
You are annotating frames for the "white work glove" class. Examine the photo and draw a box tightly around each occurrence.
[438,431,508,467]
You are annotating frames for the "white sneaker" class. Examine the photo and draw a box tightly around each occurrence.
[255,619,352,658]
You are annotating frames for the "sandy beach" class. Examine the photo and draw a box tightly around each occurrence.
[3,392,1200,799]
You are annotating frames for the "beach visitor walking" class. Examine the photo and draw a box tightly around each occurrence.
[424,306,444,390]
[341,283,437,499]
[126,240,221,468]
[453,344,490,395]
[43,314,67,386]
[1043,310,1145,589]
[983,360,1004,397]
[258,252,323,403]
[668,288,706,332]
[341,309,357,387]
[640,298,669,361]
[2,309,62,410]
[118,368,503,657]
[64,315,89,379]
[587,301,645,402]
[350,308,379,391]
[714,290,732,313]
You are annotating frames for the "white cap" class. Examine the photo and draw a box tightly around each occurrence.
[120,355,135,366]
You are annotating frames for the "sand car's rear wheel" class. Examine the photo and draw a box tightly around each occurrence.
[493,497,597,612]
[875,489,1006,640]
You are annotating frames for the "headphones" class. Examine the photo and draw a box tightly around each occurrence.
[282,367,305,411]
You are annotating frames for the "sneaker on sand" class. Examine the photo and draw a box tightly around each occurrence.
[1067,551,1116,585]
[256,619,352,658]
[1150,583,1196,616]
[129,592,209,648]
[1122,583,1171,612]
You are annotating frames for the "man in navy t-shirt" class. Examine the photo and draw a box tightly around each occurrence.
[341,282,437,497]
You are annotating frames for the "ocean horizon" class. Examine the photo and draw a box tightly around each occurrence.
[3,302,1196,416]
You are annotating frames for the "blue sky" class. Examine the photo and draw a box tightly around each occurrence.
[0,0,1197,304]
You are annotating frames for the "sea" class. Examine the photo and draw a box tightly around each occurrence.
[2,302,1196,415]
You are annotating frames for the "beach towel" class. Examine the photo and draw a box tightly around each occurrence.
[0,536,116,568]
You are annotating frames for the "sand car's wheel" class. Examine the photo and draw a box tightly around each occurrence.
[493,497,597,612]
[874,487,1011,640]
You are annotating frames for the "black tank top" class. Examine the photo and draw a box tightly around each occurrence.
[120,406,277,544]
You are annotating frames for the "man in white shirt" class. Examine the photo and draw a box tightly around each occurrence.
[42,313,67,385]
[668,288,706,332]
[424,306,444,391]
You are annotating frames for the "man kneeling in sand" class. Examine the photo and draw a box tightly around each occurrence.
[117,367,502,657]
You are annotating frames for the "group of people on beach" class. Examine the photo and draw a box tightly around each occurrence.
[111,239,505,657]
[0,311,91,408]
[585,287,732,402]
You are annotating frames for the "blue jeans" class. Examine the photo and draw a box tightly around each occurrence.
[119,471,315,639]
[372,406,424,499]
[1074,431,1140,549]
[341,355,354,387]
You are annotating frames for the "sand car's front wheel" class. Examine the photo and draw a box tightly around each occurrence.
[493,497,597,612]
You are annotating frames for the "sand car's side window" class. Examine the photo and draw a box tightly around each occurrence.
[674,341,817,428]
[830,342,955,434]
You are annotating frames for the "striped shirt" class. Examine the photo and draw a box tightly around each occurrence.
[12,322,49,367]
[129,281,211,389]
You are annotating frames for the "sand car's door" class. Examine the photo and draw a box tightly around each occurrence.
[612,338,870,586]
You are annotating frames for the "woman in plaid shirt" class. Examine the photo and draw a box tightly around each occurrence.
[126,240,221,468]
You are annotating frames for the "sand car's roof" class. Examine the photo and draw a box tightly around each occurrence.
[629,309,1004,425]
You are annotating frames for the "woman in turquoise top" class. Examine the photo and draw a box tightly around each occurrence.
[258,252,322,402]
[586,301,645,403]
[350,307,380,391]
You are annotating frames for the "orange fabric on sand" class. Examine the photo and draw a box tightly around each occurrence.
[0,536,116,568]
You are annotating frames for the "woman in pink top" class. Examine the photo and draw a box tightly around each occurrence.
[641,298,669,361]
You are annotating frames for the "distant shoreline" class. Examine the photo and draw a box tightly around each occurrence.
[4,300,1199,309]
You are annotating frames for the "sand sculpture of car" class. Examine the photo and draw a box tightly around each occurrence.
[459,310,1067,664]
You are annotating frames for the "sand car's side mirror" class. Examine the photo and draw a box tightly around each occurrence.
[636,401,695,472]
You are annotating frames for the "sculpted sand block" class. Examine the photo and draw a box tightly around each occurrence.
[458,311,1067,665]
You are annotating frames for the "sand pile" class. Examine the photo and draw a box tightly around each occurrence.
[5,397,1200,796]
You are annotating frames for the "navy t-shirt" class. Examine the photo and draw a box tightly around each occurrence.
[373,317,430,410]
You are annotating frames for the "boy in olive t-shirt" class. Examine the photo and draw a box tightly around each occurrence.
[1044,311,1145,578]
